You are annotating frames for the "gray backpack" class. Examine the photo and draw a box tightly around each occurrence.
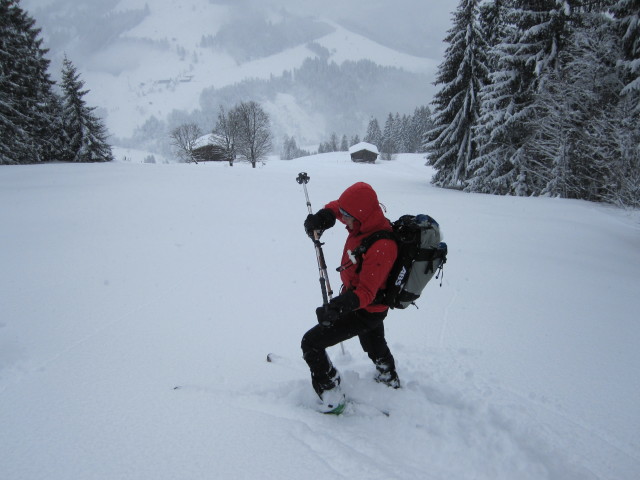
[353,214,447,309]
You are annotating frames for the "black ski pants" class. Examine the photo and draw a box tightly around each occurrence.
[301,308,396,391]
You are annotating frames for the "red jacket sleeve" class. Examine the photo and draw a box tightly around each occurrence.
[324,200,342,222]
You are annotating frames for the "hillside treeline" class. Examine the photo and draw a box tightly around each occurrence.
[426,0,639,207]
[1,0,112,165]
[303,106,434,160]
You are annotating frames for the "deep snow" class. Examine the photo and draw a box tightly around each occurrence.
[1,154,639,479]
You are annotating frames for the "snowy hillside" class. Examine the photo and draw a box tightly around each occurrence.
[82,19,435,140]
[1,154,639,479]
[23,0,450,143]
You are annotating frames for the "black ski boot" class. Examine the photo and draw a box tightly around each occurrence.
[311,365,341,398]
[311,366,345,414]
[374,361,401,389]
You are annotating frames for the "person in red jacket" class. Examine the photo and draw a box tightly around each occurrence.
[302,182,400,410]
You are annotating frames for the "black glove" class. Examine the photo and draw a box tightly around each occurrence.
[315,291,360,327]
[304,208,336,238]
[316,304,340,327]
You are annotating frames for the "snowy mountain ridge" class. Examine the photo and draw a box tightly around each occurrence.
[23,0,448,144]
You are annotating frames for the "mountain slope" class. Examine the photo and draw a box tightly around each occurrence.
[24,0,447,146]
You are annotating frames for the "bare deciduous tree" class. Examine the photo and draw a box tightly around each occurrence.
[234,101,272,168]
[212,106,239,166]
[170,123,202,163]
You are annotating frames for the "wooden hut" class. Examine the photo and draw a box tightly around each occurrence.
[191,134,231,163]
[349,142,379,163]
[192,143,228,162]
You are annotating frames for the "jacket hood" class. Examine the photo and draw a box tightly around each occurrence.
[337,182,389,234]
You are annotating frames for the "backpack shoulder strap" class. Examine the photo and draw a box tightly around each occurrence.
[357,230,396,253]
[353,230,396,273]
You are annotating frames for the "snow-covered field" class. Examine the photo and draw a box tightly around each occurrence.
[1,154,639,479]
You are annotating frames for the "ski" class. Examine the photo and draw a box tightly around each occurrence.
[321,398,389,417]
[266,353,390,417]
[266,353,294,365]
[323,400,347,415]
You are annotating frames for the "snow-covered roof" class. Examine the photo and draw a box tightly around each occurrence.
[194,133,224,149]
[348,142,379,155]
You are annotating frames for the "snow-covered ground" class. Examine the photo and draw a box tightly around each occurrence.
[1,154,639,479]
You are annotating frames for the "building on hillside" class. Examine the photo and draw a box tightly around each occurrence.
[349,142,379,163]
[192,134,231,162]
[192,143,228,162]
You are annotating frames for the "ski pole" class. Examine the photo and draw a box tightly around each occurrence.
[296,172,345,354]
[296,172,334,304]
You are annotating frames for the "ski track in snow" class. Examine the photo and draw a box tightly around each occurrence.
[182,350,606,480]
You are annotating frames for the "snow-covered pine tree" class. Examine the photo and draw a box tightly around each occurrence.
[282,136,310,160]
[610,0,640,206]
[393,112,404,153]
[465,3,518,194]
[425,0,488,188]
[340,135,349,151]
[479,0,510,71]
[468,0,571,196]
[612,0,640,114]
[404,113,420,153]
[515,1,582,199]
[535,10,619,200]
[381,113,396,160]
[1,0,60,164]
[60,56,113,162]
[41,92,66,163]
[398,114,413,153]
[281,135,293,160]
[412,105,433,153]
[363,117,383,148]
[329,133,339,152]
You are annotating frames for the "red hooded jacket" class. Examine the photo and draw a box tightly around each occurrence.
[325,182,397,313]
